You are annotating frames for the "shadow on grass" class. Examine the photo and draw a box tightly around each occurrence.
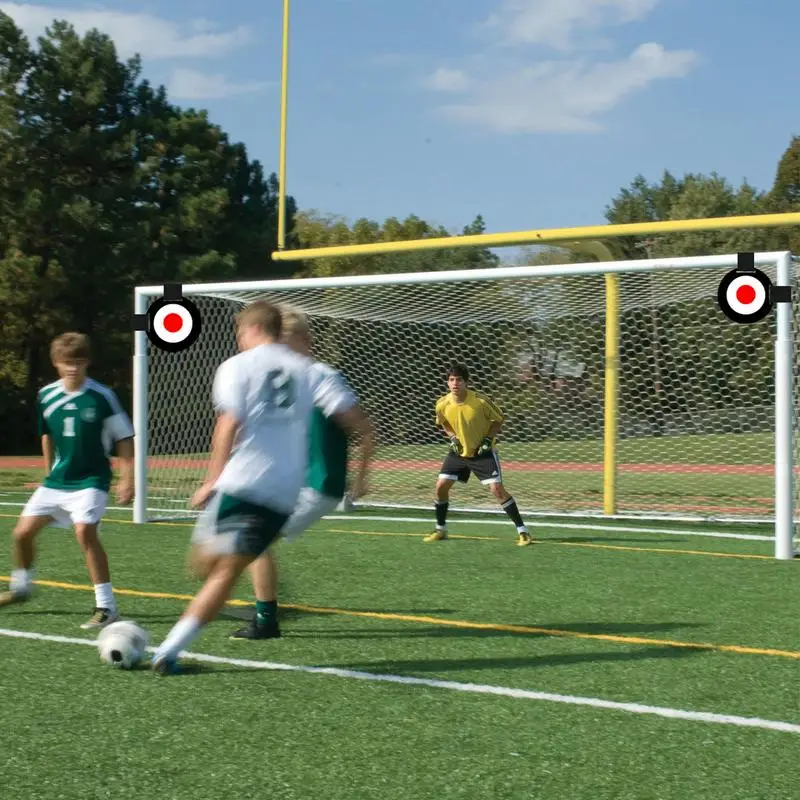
[329,644,701,674]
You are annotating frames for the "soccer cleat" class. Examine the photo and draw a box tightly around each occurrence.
[230,615,281,641]
[517,532,533,547]
[0,589,30,608]
[423,529,448,542]
[80,607,120,630]
[150,654,181,675]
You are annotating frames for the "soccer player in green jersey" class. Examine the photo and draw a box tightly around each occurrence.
[0,333,135,629]
[227,308,375,640]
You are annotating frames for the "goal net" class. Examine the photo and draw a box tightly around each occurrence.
[133,252,798,544]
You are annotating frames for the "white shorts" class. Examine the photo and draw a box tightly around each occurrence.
[280,487,340,542]
[22,486,108,528]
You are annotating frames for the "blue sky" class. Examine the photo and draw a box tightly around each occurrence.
[3,0,800,246]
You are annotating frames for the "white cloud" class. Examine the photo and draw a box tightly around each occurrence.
[0,3,250,59]
[425,67,471,92]
[424,0,698,134]
[438,43,696,133]
[484,0,658,52]
[167,69,268,101]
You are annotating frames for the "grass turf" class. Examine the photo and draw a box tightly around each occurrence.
[0,510,798,799]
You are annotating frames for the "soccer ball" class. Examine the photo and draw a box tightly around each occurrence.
[97,620,150,669]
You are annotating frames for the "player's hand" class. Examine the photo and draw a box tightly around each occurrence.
[190,483,214,510]
[449,436,461,454]
[116,479,134,506]
[477,437,493,456]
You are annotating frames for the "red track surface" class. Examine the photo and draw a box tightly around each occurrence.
[0,456,777,474]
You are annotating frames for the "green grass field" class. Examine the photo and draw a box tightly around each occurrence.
[1,491,799,799]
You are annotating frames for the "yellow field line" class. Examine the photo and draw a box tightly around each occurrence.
[321,528,774,561]
[1,574,799,661]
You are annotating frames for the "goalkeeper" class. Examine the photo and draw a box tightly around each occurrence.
[426,361,531,546]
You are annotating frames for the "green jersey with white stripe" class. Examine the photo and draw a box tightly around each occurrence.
[38,379,134,492]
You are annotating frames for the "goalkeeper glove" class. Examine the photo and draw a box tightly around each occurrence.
[449,436,461,454]
[477,437,493,456]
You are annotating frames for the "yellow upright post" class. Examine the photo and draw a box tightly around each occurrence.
[558,241,618,515]
[277,0,291,251]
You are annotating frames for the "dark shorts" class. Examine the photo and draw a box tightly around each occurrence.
[191,492,290,557]
[439,451,503,485]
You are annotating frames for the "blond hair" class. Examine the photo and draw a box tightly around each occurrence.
[279,306,310,342]
[235,300,282,339]
[50,332,90,363]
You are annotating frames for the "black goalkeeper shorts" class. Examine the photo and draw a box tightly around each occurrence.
[438,451,503,485]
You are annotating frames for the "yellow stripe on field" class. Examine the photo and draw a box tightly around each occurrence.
[1,574,799,661]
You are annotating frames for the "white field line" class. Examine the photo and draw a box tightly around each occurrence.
[0,505,776,542]
[1,626,799,736]
[322,515,773,542]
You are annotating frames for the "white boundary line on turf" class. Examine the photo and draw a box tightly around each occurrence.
[322,515,773,542]
[0,504,775,542]
[2,626,799,736]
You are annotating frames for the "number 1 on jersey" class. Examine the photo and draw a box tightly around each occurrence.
[63,416,76,437]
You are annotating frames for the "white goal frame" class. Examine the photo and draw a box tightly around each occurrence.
[132,251,796,560]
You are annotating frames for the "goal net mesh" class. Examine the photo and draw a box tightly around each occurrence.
[140,260,796,523]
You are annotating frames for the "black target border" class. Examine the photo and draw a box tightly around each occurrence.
[133,283,202,352]
[717,267,773,325]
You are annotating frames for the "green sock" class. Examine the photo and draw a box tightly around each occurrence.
[255,600,277,624]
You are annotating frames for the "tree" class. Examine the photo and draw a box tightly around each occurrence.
[0,13,296,453]
[765,135,800,253]
[292,211,499,277]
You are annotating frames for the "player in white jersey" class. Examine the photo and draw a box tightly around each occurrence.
[229,308,375,640]
[151,301,361,674]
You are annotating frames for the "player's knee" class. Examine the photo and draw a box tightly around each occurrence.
[74,523,100,549]
[13,517,46,541]
[435,480,452,500]
[187,545,217,580]
[490,483,507,500]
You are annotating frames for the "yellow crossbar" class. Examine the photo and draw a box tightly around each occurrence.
[271,212,800,261]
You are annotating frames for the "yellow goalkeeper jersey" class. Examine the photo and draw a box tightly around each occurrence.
[434,390,504,458]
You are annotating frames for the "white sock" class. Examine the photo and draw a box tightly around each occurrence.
[154,616,203,662]
[10,568,33,595]
[517,526,527,534]
[94,582,116,611]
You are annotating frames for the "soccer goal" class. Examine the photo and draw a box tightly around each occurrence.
[132,251,799,558]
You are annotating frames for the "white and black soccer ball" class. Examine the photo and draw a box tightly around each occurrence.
[97,620,150,670]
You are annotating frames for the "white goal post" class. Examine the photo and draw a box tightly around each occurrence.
[132,250,798,559]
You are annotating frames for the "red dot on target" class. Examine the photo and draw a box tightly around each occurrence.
[164,312,183,333]
[736,285,756,305]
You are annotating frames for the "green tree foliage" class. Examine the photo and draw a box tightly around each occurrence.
[0,14,294,452]
[292,211,499,277]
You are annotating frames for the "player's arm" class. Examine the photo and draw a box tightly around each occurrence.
[199,412,240,488]
[435,402,461,453]
[477,396,505,455]
[192,360,244,508]
[103,392,137,504]
[333,405,375,500]
[41,435,54,476]
[114,437,135,504]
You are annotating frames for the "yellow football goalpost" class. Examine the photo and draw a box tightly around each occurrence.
[265,0,798,550]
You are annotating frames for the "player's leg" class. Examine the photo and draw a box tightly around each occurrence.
[425,453,465,542]
[152,493,288,673]
[0,516,52,606]
[64,489,120,627]
[231,488,339,640]
[0,487,65,607]
[475,452,531,546]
